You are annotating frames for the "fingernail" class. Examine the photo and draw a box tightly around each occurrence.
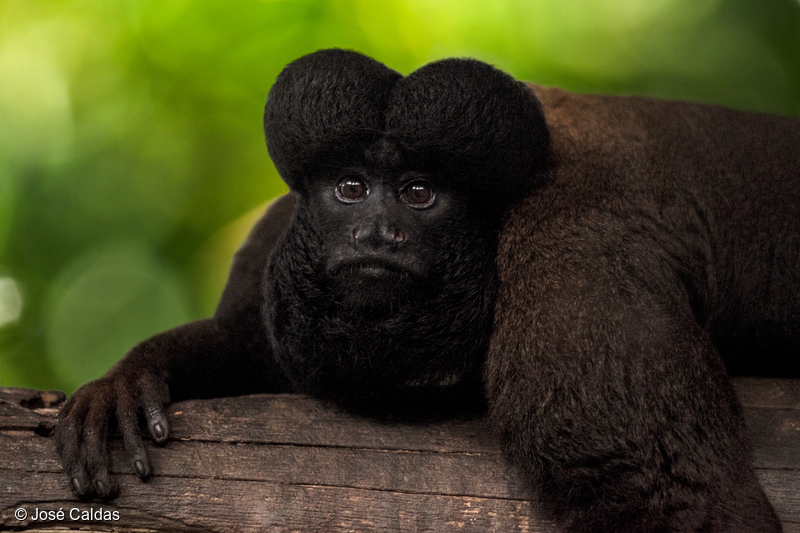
[153,422,165,440]
[71,477,83,495]
[95,480,108,497]
[134,459,147,478]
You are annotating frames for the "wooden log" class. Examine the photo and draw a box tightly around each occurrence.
[1,379,798,532]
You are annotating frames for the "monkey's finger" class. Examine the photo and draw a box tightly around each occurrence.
[81,397,118,500]
[138,383,169,445]
[55,398,95,499]
[116,391,153,481]
[127,373,171,445]
[145,404,169,444]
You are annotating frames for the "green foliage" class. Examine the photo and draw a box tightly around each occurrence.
[45,242,192,391]
[1,0,798,393]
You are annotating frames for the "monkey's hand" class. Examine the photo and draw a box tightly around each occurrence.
[54,350,170,501]
[54,315,288,500]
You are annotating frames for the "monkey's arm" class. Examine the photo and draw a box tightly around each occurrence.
[485,205,781,533]
[55,193,297,500]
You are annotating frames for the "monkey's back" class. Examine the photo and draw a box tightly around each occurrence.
[503,85,800,375]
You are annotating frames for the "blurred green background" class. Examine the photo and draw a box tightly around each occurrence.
[1,0,799,394]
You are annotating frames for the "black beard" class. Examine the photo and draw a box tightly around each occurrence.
[262,209,496,417]
[321,260,434,319]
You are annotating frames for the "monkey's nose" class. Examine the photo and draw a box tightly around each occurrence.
[352,220,405,247]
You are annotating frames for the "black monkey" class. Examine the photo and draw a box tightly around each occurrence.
[55,49,799,532]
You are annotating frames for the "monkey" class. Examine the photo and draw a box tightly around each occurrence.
[55,49,799,532]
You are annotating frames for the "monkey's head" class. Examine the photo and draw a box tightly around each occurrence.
[262,49,548,415]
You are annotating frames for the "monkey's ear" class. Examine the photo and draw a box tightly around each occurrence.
[264,49,402,192]
[386,59,549,211]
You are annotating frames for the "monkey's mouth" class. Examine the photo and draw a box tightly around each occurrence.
[325,258,431,309]
[352,260,407,276]
[328,258,422,279]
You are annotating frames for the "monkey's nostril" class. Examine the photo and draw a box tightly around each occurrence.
[393,229,406,243]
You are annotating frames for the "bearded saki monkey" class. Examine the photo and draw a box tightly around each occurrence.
[56,49,799,532]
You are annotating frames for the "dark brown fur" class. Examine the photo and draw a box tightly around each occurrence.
[486,86,799,531]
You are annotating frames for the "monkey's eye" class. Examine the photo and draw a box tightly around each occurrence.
[336,177,369,203]
[402,181,435,208]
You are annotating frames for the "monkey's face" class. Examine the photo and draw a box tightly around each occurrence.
[309,151,473,312]
[262,145,498,409]
[263,173,495,409]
